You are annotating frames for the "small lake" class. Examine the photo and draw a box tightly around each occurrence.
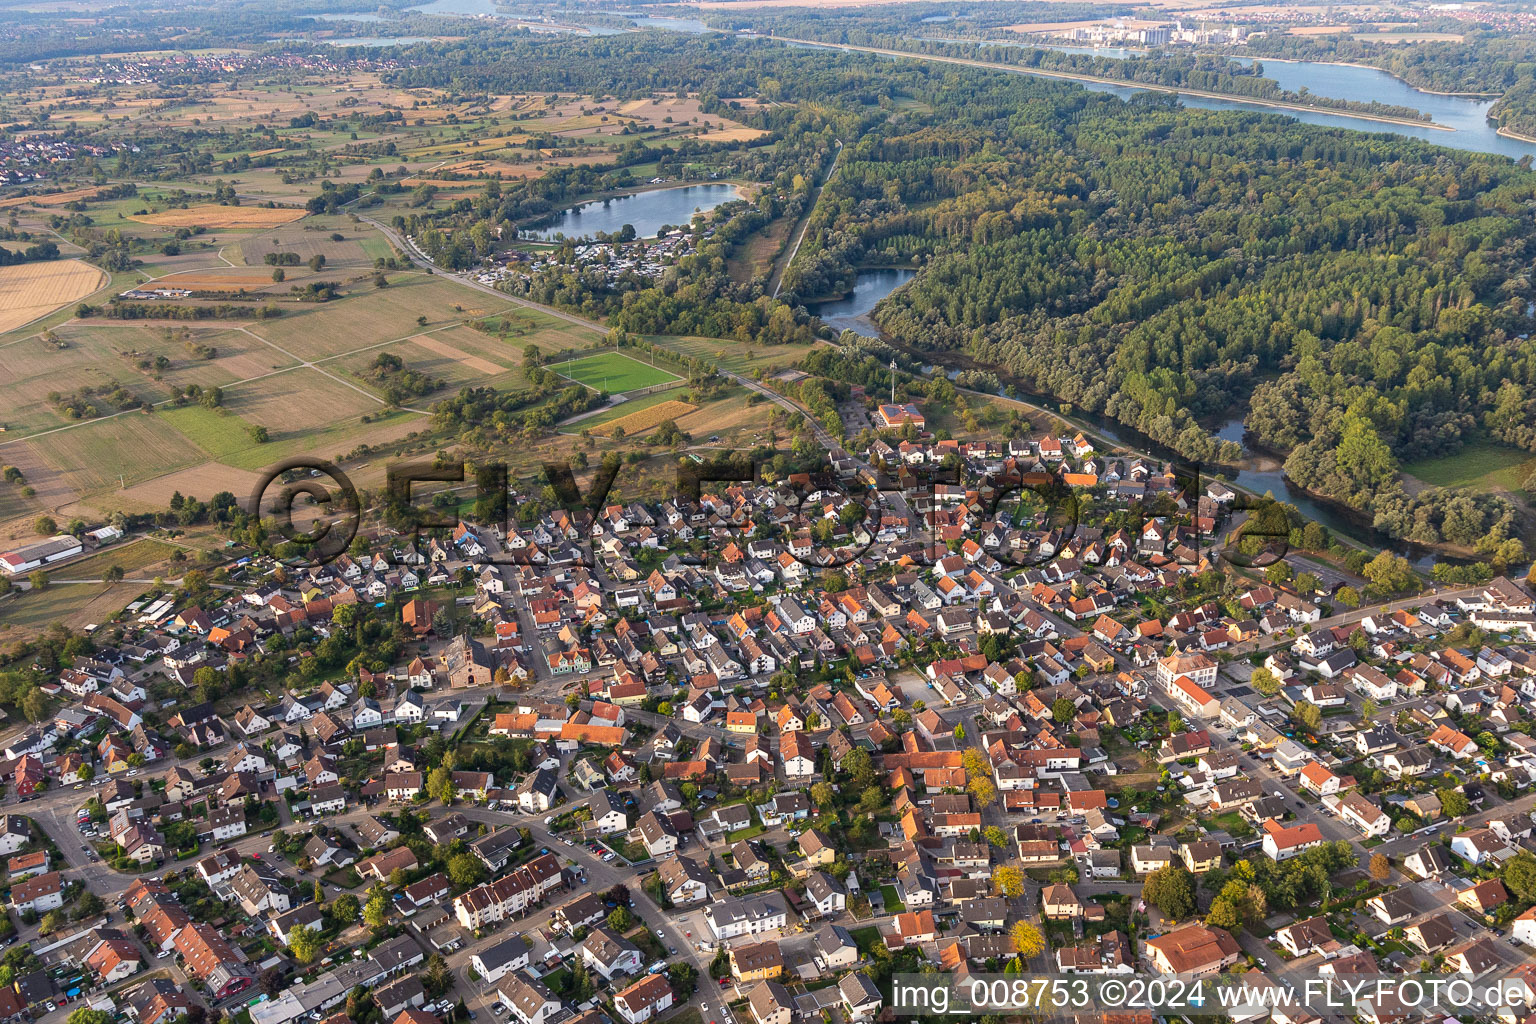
[522,183,742,240]
[806,268,917,336]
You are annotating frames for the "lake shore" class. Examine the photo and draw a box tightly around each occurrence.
[778,38,1455,131]
[1234,55,1501,98]
[1496,124,1536,145]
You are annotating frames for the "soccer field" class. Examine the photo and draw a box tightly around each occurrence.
[552,350,678,393]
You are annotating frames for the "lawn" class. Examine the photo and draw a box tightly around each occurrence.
[1403,440,1536,494]
[549,350,678,394]
[849,925,883,955]
[879,884,905,913]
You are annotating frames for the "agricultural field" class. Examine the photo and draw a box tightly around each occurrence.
[671,389,779,445]
[564,389,691,432]
[0,260,108,334]
[474,309,596,356]
[0,186,103,209]
[650,333,820,375]
[0,322,268,436]
[131,204,307,229]
[246,273,500,359]
[24,411,206,497]
[587,398,697,437]
[550,350,678,393]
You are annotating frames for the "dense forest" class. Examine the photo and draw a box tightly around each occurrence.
[663,34,1534,554]
[162,25,1525,556]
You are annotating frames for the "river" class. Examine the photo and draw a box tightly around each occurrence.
[523,183,742,241]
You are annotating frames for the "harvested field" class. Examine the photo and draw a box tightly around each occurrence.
[0,187,102,209]
[701,127,769,142]
[222,369,382,434]
[248,274,493,358]
[588,399,696,437]
[410,332,508,376]
[131,204,306,228]
[153,271,278,291]
[0,259,108,334]
[116,460,264,512]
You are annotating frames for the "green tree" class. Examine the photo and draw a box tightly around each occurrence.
[1292,700,1323,733]
[72,892,104,920]
[1051,698,1075,724]
[1249,667,1280,697]
[843,747,877,789]
[1205,896,1242,931]
[428,766,456,805]
[330,892,360,923]
[289,924,320,964]
[424,953,453,997]
[1363,550,1418,594]
[1143,865,1196,921]
[448,852,486,887]
[20,688,49,723]
[607,906,634,932]
[1437,788,1470,818]
[67,1010,112,1024]
[33,516,56,536]
[1503,851,1536,902]
[363,886,390,929]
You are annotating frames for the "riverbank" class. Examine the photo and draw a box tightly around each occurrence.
[1497,124,1536,145]
[775,37,1455,131]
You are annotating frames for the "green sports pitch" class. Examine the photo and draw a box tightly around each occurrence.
[552,350,679,393]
